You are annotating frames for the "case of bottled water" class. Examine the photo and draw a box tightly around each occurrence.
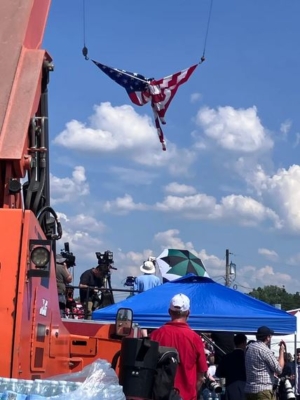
[0,359,125,400]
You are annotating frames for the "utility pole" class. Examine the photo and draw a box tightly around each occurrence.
[225,249,230,287]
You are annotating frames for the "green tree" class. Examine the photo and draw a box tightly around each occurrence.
[248,285,300,311]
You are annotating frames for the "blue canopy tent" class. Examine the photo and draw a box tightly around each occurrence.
[93,275,296,334]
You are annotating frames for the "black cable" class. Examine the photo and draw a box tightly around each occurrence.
[234,280,254,291]
[202,0,214,59]
[37,206,63,240]
[25,166,37,210]
[82,0,86,46]
[32,166,45,215]
[82,0,89,60]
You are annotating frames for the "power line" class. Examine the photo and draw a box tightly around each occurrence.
[234,280,254,291]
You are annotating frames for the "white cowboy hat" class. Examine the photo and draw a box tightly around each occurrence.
[140,261,156,274]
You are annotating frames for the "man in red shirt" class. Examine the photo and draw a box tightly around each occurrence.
[150,293,208,400]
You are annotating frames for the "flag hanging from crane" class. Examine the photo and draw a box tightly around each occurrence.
[92,60,203,151]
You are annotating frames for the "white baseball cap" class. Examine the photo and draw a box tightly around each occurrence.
[170,293,190,312]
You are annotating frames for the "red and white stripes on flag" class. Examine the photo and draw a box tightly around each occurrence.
[150,64,198,122]
[147,64,198,150]
[93,59,200,151]
[143,64,198,151]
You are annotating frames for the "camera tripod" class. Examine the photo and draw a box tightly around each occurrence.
[95,269,115,309]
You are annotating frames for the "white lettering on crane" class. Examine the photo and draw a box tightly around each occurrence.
[39,299,48,316]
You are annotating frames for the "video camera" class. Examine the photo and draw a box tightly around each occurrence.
[273,376,295,399]
[95,250,117,275]
[124,276,136,287]
[205,376,222,394]
[60,242,76,268]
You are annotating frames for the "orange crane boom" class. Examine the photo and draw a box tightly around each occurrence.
[0,0,51,204]
[0,0,125,380]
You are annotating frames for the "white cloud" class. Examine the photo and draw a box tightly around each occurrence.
[66,214,105,233]
[56,212,105,275]
[50,166,89,204]
[293,133,300,148]
[104,194,148,215]
[119,250,154,265]
[110,166,158,185]
[235,264,294,292]
[117,250,155,277]
[258,248,279,262]
[53,102,195,174]
[154,229,193,250]
[155,193,281,228]
[195,105,273,152]
[54,102,157,153]
[193,141,207,150]
[255,265,292,285]
[166,149,196,176]
[216,196,280,227]
[191,130,207,150]
[248,164,300,232]
[280,119,292,136]
[190,93,202,103]
[112,249,157,297]
[156,193,215,214]
[287,253,300,266]
[165,182,197,195]
[57,212,105,241]
[103,188,282,228]
[102,180,283,229]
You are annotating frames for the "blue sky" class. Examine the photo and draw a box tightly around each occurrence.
[44,0,300,301]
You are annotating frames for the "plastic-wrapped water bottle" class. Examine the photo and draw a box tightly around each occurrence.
[56,381,67,395]
[49,381,60,397]
[1,390,27,400]
[21,381,33,395]
[0,379,12,393]
[30,380,43,395]
[69,382,81,393]
[0,378,4,393]
[13,380,24,394]
[99,385,126,400]
[9,379,19,392]
[39,381,54,397]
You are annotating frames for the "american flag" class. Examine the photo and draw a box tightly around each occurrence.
[93,60,200,151]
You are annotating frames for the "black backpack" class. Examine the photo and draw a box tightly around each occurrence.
[113,340,182,400]
[152,348,182,400]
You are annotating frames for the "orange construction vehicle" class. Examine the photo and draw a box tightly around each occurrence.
[0,0,130,380]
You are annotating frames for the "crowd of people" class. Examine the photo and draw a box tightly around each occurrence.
[55,254,300,400]
[55,253,106,319]
[55,254,160,319]
[148,293,300,400]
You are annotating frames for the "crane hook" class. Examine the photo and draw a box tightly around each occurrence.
[82,46,89,60]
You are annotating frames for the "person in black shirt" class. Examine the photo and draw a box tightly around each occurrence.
[216,333,247,400]
[277,351,296,400]
[55,254,72,317]
[211,332,235,365]
[79,267,104,319]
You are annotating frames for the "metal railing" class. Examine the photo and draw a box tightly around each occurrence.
[63,285,139,319]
